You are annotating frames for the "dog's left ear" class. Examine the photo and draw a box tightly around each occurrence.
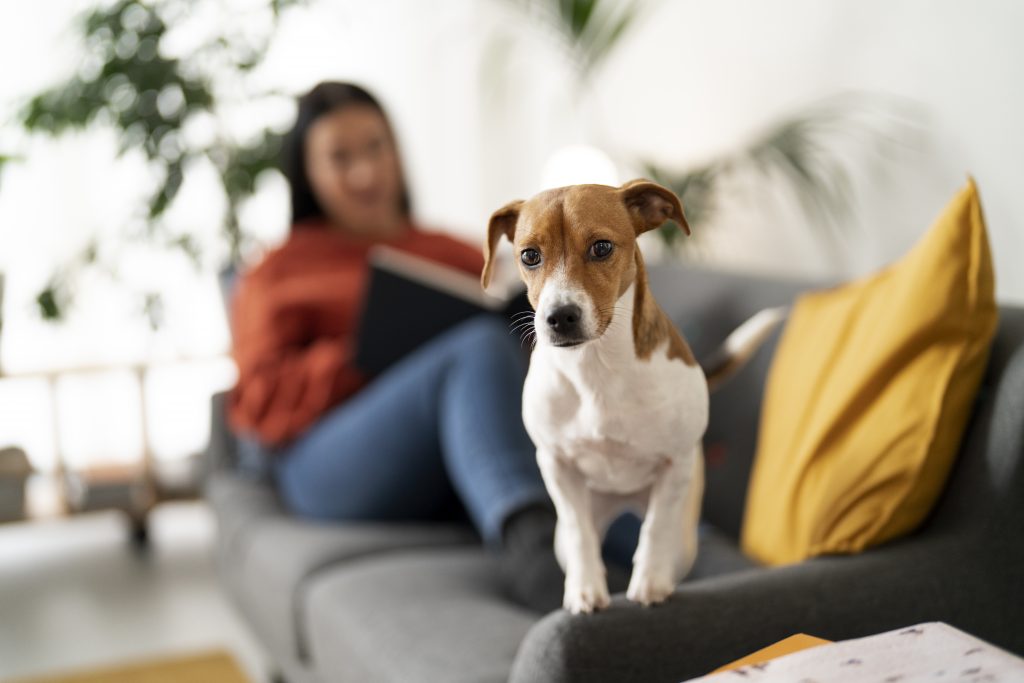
[618,179,690,236]
[482,199,524,289]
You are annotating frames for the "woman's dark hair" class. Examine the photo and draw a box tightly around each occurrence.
[283,81,411,227]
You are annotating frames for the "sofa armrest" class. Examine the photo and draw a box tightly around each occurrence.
[510,532,1016,683]
[203,390,238,476]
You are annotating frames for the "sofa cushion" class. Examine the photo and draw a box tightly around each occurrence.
[239,517,477,662]
[206,468,479,662]
[304,547,537,683]
[689,524,758,579]
[743,180,998,566]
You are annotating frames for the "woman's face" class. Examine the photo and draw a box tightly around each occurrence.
[304,104,405,237]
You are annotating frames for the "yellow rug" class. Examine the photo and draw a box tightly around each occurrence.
[10,650,250,683]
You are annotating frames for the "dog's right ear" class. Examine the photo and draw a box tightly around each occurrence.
[482,199,523,289]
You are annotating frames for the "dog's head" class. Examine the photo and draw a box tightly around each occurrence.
[483,180,688,348]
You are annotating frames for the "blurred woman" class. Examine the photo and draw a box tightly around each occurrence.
[227,82,567,611]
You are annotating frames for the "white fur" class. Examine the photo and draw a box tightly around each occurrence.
[534,265,596,345]
[523,282,708,613]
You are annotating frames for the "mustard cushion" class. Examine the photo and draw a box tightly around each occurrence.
[741,179,997,566]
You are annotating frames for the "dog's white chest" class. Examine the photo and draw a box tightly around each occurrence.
[523,340,708,494]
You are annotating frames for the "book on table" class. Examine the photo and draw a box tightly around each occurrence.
[353,246,531,375]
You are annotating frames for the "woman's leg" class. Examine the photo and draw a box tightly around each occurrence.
[273,315,548,530]
[274,338,458,523]
[603,512,643,569]
[433,316,551,545]
[426,316,567,610]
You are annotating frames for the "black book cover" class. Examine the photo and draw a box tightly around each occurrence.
[354,247,530,375]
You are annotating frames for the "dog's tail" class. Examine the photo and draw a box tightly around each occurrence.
[701,307,789,393]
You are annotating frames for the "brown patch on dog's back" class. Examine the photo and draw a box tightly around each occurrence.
[631,250,697,366]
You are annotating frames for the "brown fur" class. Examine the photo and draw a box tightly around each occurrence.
[631,249,697,366]
[482,180,694,363]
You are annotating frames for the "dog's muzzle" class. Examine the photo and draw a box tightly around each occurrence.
[545,304,587,347]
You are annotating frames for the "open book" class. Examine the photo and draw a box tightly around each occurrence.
[353,246,531,375]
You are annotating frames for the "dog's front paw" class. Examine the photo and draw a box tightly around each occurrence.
[626,565,676,606]
[563,570,610,614]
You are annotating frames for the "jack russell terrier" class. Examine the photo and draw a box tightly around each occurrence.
[482,179,782,614]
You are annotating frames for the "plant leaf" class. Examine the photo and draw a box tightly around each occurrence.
[36,280,69,322]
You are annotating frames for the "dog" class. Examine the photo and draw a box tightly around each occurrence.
[482,179,783,613]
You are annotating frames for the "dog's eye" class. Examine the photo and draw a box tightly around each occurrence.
[521,249,542,268]
[590,240,614,260]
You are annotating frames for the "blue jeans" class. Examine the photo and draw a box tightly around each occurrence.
[271,316,641,560]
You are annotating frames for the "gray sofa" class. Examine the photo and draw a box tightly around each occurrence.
[204,264,1024,683]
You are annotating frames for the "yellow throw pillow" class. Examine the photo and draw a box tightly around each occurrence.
[741,179,997,566]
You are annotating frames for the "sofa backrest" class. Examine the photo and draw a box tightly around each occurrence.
[648,263,814,539]
[926,307,1024,534]
[649,262,1024,546]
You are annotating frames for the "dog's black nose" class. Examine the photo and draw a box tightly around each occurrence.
[546,305,582,333]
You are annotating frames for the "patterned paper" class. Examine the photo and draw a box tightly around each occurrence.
[687,623,1024,683]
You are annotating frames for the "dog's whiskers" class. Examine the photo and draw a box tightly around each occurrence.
[510,311,536,324]
[509,313,538,349]
[510,321,536,336]
[519,327,537,350]
[509,311,537,343]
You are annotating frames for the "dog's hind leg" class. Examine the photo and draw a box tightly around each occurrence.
[675,449,704,580]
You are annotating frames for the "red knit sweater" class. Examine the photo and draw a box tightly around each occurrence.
[228,221,485,446]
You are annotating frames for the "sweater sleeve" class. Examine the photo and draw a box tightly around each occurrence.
[227,268,367,447]
[444,236,486,277]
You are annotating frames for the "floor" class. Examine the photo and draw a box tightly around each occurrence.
[0,502,270,682]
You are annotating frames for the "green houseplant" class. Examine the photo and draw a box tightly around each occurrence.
[8,0,302,323]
